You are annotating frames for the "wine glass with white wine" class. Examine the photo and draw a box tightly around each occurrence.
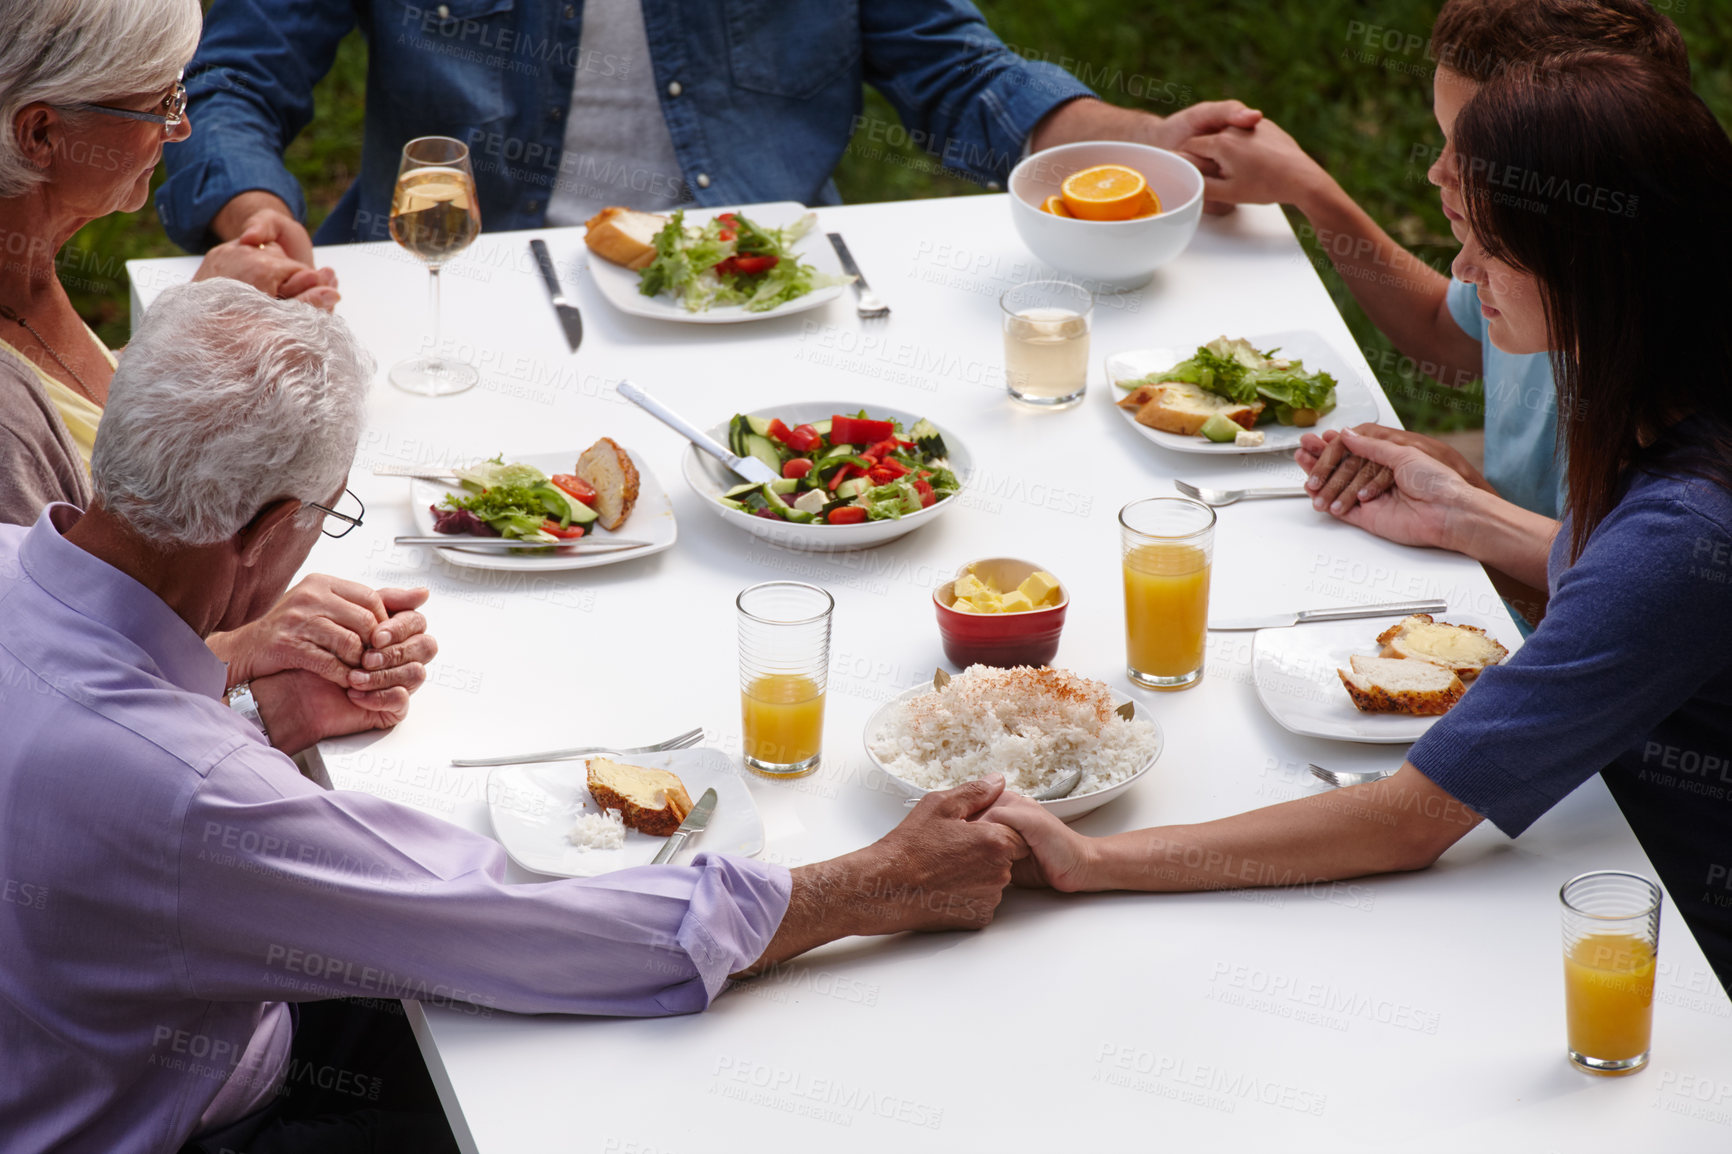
[388,136,482,395]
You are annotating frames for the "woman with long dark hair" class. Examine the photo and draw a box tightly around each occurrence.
[983,53,1732,991]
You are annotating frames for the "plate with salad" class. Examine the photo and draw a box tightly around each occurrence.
[407,448,676,571]
[1106,330,1381,455]
[587,202,852,324]
[681,402,972,551]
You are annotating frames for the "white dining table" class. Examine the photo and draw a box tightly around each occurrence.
[132,195,1732,1153]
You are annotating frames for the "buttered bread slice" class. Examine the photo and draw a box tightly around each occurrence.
[586,757,694,836]
[1376,614,1508,681]
[1338,655,1465,716]
[583,206,665,270]
[1116,381,1263,436]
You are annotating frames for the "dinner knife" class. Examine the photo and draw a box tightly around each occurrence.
[650,788,718,865]
[616,379,780,486]
[529,239,583,352]
[393,535,650,551]
[1207,598,1450,631]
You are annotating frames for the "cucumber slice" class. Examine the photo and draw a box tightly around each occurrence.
[759,482,792,511]
[723,481,763,499]
[1198,414,1243,443]
[746,415,775,437]
[728,414,751,458]
[811,419,832,437]
[835,477,870,499]
[769,477,800,495]
[743,433,782,475]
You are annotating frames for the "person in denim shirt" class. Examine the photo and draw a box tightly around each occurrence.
[157,0,1259,262]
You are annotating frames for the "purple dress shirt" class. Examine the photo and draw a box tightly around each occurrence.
[0,507,791,1152]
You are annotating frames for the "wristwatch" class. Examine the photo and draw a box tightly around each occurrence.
[225,681,271,744]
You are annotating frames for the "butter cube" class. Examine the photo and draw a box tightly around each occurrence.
[998,590,1035,613]
[954,573,993,601]
[1016,570,1062,606]
[951,597,981,613]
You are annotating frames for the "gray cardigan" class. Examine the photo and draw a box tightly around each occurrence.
[0,350,92,525]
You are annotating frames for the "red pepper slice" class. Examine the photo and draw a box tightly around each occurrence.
[912,480,936,508]
[540,519,586,540]
[826,506,868,525]
[875,457,908,478]
[782,457,815,480]
[783,423,822,453]
[550,474,597,506]
[767,418,793,444]
[827,463,860,492]
[831,415,895,445]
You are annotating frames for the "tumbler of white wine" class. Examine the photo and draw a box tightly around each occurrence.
[1000,279,1093,409]
[388,136,482,396]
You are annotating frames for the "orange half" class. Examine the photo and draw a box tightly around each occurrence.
[1131,188,1162,218]
[1061,164,1149,222]
[1040,194,1074,218]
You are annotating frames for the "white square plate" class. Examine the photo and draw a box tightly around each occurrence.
[1106,329,1382,455]
[408,448,676,571]
[487,748,764,878]
[586,202,848,324]
[1251,609,1521,743]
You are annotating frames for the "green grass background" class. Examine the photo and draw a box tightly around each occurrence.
[64,0,1730,432]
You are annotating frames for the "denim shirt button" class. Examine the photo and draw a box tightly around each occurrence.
[695,173,710,189]
[527,199,542,212]
[549,106,564,121]
[667,81,682,98]
[563,4,575,17]
[436,3,450,16]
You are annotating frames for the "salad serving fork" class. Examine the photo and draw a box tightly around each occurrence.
[1174,479,1309,506]
[827,232,888,320]
[451,727,706,768]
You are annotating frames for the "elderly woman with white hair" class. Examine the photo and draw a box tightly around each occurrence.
[0,0,430,736]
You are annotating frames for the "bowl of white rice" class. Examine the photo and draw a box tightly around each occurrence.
[863,665,1161,821]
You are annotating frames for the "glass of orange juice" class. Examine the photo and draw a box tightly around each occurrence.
[737,582,833,777]
[1119,497,1215,691]
[1560,871,1661,1075]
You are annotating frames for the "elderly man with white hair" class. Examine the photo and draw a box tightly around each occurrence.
[0,279,1029,1152]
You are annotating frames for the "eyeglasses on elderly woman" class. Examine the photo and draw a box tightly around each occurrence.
[60,74,188,131]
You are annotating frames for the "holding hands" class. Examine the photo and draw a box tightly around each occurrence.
[195,194,340,311]
[1295,427,1482,550]
[208,579,438,753]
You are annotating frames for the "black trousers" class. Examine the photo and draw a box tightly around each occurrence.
[178,999,460,1154]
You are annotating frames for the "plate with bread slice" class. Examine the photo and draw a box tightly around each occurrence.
[1106,329,1381,455]
[488,748,764,878]
[408,439,676,571]
[584,201,850,324]
[1252,611,1518,743]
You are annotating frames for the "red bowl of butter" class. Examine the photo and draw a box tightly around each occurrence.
[934,558,1068,668]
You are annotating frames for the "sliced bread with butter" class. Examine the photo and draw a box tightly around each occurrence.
[1116,381,1264,436]
[583,206,666,270]
[1375,614,1508,681]
[1338,655,1465,715]
[586,757,693,836]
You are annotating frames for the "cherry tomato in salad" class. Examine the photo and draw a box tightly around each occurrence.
[767,418,793,443]
[782,457,815,480]
[826,506,868,525]
[782,423,822,453]
[729,253,778,275]
[550,474,597,506]
[912,479,936,508]
[540,519,586,539]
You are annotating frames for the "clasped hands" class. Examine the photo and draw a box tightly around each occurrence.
[207,576,438,755]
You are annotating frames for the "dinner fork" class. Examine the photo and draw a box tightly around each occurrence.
[1308,763,1394,788]
[827,233,889,320]
[1174,479,1309,507]
[450,727,706,768]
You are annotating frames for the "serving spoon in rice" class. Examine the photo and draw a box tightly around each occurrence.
[909,670,1132,803]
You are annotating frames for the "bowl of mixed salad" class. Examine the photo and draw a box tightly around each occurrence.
[681,402,972,551]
